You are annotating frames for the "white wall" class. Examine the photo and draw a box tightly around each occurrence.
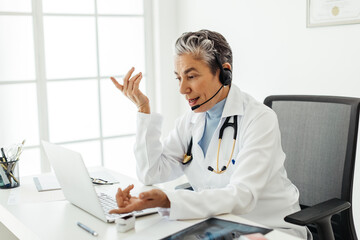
[153,0,360,135]
[176,0,360,102]
[152,0,360,234]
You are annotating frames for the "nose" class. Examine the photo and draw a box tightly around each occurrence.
[179,79,191,95]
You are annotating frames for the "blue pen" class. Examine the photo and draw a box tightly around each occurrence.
[77,222,98,236]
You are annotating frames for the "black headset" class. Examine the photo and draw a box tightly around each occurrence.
[190,53,232,111]
[214,53,232,86]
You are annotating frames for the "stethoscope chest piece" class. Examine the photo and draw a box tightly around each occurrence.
[183,154,193,164]
[182,137,193,165]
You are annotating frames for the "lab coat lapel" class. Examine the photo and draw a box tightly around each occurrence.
[222,85,244,118]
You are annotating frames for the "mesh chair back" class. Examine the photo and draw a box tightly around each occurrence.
[264,95,360,240]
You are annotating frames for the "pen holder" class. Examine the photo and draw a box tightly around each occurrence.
[0,159,20,189]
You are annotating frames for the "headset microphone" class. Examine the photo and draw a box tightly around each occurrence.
[191,54,232,111]
[191,85,224,111]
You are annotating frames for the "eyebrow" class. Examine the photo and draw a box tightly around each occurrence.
[174,67,198,76]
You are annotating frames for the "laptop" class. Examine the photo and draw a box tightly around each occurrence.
[41,140,157,223]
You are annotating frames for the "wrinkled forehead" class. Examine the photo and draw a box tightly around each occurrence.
[174,53,209,75]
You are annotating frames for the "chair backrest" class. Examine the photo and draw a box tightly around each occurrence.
[264,95,360,240]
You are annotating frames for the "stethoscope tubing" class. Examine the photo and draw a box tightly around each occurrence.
[183,115,238,174]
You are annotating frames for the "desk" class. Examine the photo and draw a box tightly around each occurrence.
[0,168,302,240]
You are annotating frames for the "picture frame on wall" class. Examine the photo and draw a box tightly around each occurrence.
[307,0,360,27]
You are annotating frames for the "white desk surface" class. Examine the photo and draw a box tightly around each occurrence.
[0,168,302,240]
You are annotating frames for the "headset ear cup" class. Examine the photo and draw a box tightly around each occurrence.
[222,68,232,86]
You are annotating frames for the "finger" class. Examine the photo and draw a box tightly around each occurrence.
[123,67,135,91]
[127,74,137,93]
[116,188,125,207]
[123,184,134,194]
[123,184,134,198]
[128,72,142,92]
[109,206,134,214]
[131,73,142,94]
[129,72,141,82]
[110,77,124,91]
[124,67,135,82]
[132,76,144,102]
[133,73,143,91]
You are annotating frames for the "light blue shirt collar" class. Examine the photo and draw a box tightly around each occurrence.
[199,98,227,156]
[207,98,226,119]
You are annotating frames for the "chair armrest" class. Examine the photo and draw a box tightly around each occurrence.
[284,198,351,226]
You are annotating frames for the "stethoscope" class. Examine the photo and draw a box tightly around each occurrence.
[182,115,238,174]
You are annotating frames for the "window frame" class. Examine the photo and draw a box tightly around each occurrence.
[0,0,155,175]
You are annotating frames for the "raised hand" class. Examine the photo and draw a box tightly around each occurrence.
[110,67,150,114]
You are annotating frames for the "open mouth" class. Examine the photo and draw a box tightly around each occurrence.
[188,97,200,106]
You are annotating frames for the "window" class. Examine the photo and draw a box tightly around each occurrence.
[0,0,150,179]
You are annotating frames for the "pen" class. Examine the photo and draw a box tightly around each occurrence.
[1,148,7,162]
[15,139,25,161]
[77,222,98,236]
[0,163,19,183]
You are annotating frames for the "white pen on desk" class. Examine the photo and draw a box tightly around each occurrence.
[77,222,98,236]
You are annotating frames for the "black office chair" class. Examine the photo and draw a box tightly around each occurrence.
[264,95,360,240]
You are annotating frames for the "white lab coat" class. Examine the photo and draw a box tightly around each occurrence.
[134,84,307,239]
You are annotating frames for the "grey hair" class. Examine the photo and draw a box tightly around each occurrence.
[175,29,233,75]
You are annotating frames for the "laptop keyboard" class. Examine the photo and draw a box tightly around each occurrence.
[98,192,119,219]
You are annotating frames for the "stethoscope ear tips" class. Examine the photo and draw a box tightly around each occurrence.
[208,166,227,173]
